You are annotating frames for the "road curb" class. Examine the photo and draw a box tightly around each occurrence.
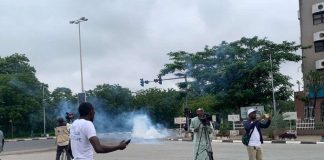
[5,137,55,142]
[167,138,324,144]
[2,148,56,156]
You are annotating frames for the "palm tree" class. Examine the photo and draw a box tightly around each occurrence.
[305,70,324,119]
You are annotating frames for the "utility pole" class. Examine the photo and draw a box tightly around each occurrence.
[42,84,46,136]
[270,53,276,113]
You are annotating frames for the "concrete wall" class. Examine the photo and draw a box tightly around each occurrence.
[299,0,324,86]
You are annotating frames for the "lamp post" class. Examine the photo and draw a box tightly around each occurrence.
[70,17,88,94]
[297,80,301,92]
[174,73,188,111]
[42,84,46,136]
[174,73,189,133]
[269,53,276,112]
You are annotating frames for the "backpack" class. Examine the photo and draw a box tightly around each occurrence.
[242,126,255,146]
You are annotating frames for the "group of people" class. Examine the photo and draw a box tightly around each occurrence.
[190,108,271,160]
[54,102,129,160]
[55,102,270,160]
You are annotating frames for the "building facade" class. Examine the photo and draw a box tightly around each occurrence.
[295,0,324,122]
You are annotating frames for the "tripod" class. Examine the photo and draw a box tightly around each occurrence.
[194,123,214,160]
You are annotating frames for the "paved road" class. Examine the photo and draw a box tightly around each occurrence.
[1,140,324,160]
[3,139,56,153]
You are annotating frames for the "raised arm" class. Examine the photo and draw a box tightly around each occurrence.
[89,136,127,153]
[260,119,271,128]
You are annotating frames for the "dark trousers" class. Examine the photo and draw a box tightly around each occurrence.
[56,145,71,160]
[67,143,74,159]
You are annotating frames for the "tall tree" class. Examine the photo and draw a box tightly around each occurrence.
[0,53,44,136]
[160,37,301,112]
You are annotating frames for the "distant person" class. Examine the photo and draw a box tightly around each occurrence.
[70,102,129,160]
[65,112,74,159]
[190,108,214,160]
[55,118,71,160]
[243,108,271,160]
[0,130,4,153]
[66,112,74,131]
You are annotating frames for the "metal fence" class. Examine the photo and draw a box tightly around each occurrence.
[296,119,315,130]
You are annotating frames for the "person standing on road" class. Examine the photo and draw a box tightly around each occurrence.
[190,108,213,160]
[55,117,71,160]
[65,112,74,159]
[243,108,271,160]
[0,130,4,153]
[70,102,128,160]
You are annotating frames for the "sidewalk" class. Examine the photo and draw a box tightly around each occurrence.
[169,134,324,144]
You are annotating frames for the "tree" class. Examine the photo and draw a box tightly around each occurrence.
[87,84,133,115]
[305,70,324,118]
[160,37,302,112]
[133,88,182,127]
[0,53,44,136]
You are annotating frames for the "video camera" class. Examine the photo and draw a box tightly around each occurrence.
[65,112,74,123]
[199,113,212,126]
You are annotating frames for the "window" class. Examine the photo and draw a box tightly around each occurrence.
[315,40,324,52]
[309,106,314,119]
[304,105,309,119]
[313,12,324,25]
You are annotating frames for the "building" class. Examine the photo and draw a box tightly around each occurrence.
[295,0,324,122]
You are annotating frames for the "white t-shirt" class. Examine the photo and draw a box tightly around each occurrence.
[70,119,97,160]
[248,126,261,147]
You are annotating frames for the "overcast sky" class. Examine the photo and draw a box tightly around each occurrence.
[0,0,302,93]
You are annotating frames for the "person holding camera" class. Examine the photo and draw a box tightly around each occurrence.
[66,112,74,131]
[243,108,271,160]
[70,102,129,160]
[190,108,214,160]
[55,117,72,160]
[65,112,74,159]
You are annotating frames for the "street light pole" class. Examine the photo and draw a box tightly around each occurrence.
[78,22,84,92]
[42,85,46,136]
[184,74,189,133]
[185,74,188,111]
[70,17,88,93]
[270,53,276,112]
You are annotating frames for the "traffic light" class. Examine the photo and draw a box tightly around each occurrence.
[140,78,144,87]
[158,75,162,84]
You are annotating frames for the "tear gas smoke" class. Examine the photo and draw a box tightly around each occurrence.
[53,98,171,143]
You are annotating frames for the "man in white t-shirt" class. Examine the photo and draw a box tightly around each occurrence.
[243,108,271,160]
[70,102,128,160]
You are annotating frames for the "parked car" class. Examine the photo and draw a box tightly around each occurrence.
[279,132,297,140]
